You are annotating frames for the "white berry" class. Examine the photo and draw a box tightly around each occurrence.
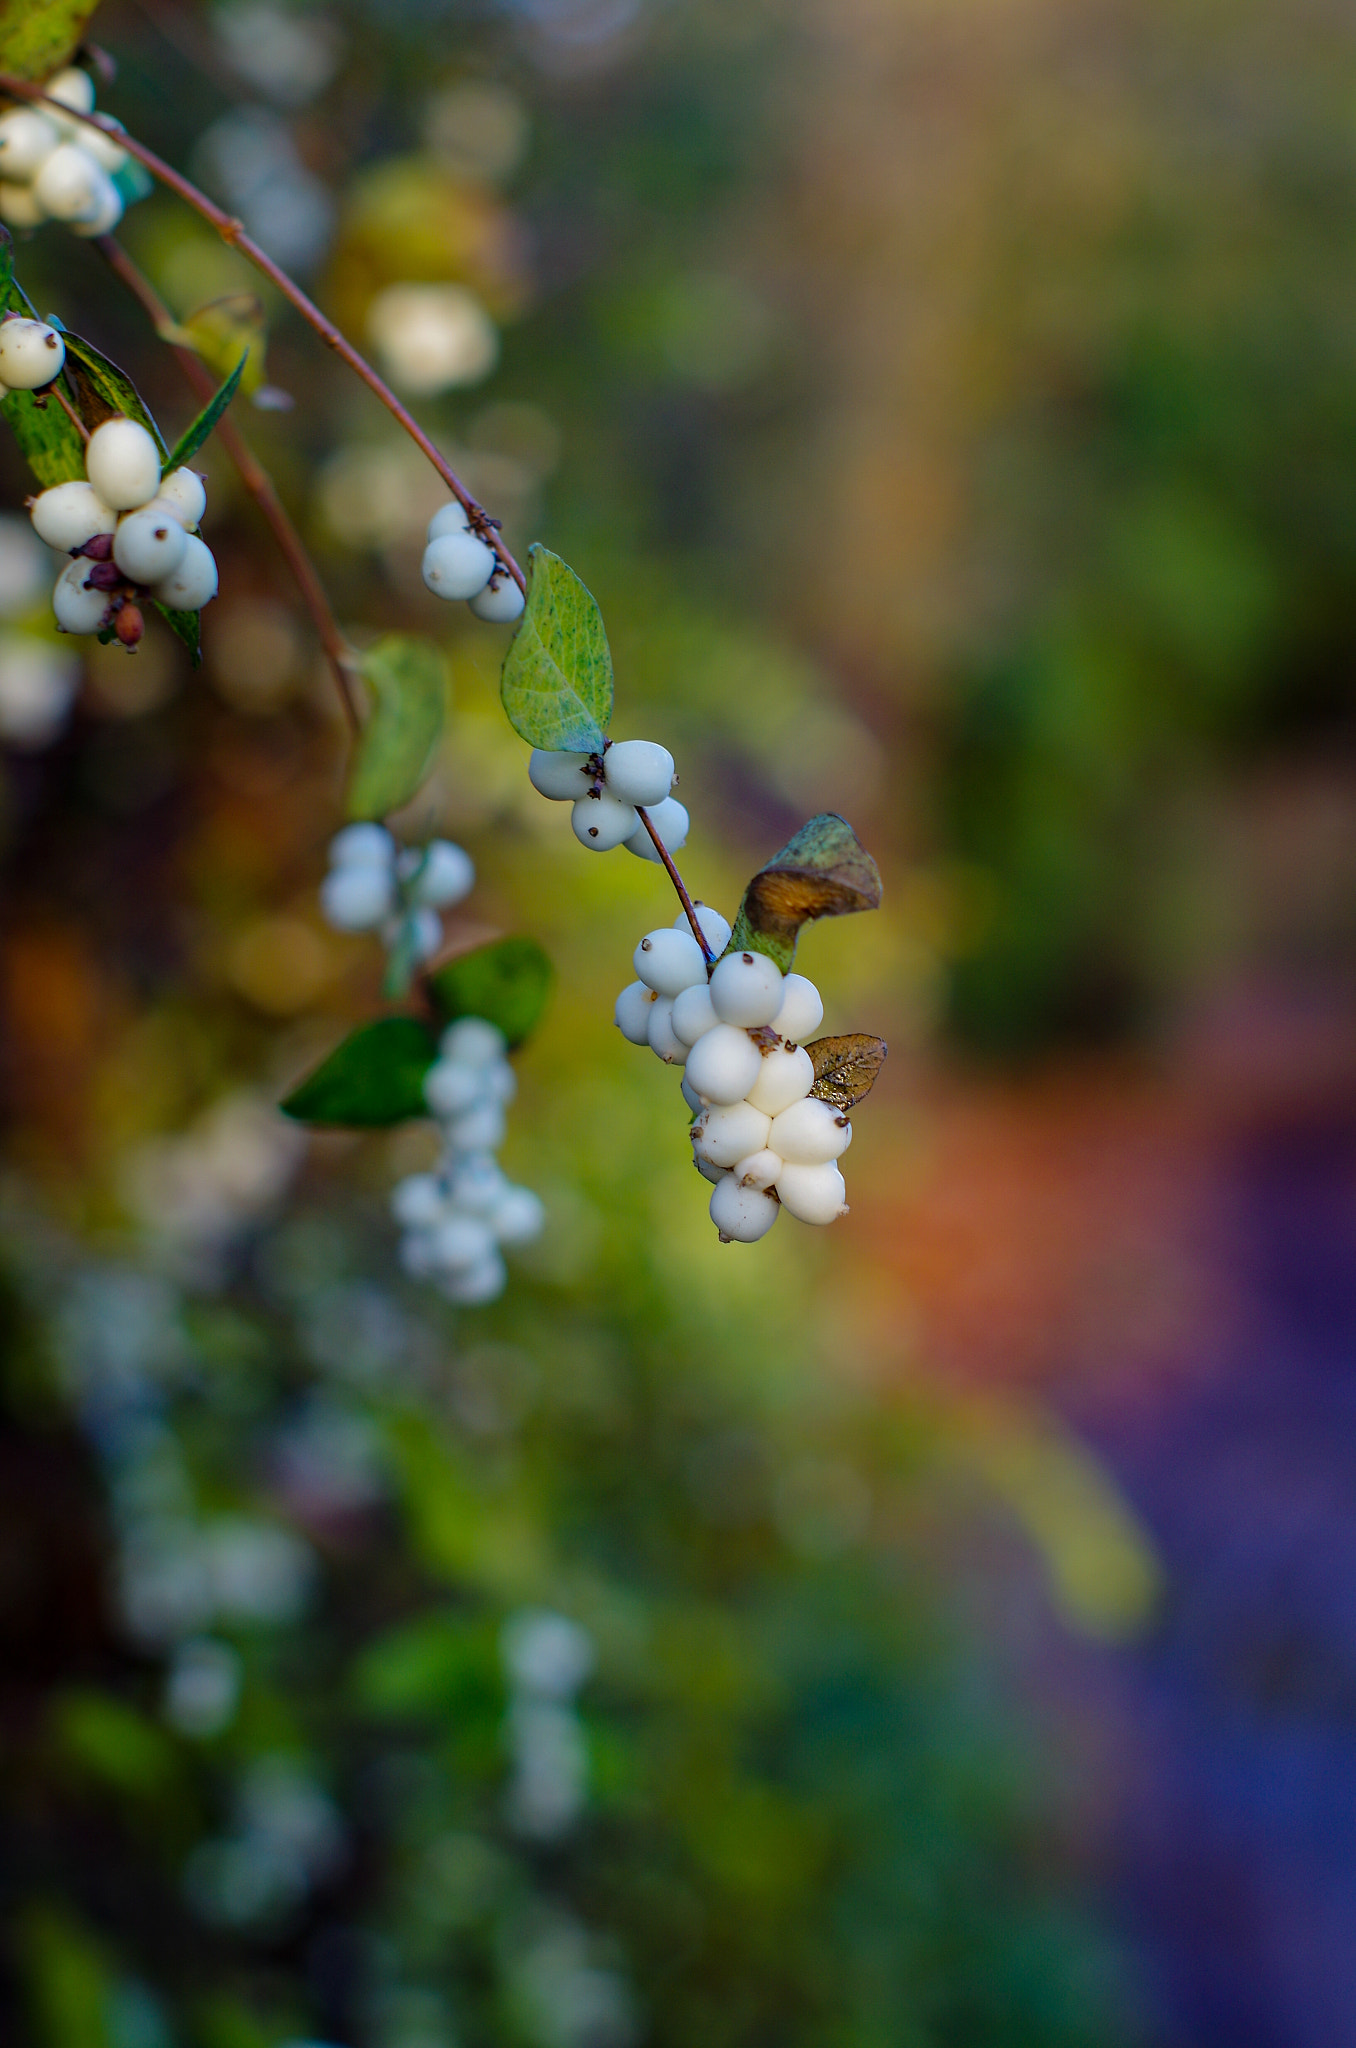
[571,790,637,850]
[0,180,45,229]
[709,949,784,1028]
[602,739,674,807]
[78,116,128,176]
[771,972,824,1044]
[69,175,122,237]
[694,1155,724,1184]
[400,839,474,907]
[448,1101,507,1153]
[733,1148,782,1191]
[446,1155,509,1213]
[624,796,688,861]
[681,1076,703,1115]
[51,557,108,634]
[32,143,113,225]
[85,418,162,512]
[46,67,96,119]
[114,507,187,584]
[0,317,64,390]
[691,1100,772,1169]
[156,468,207,529]
[683,1023,762,1105]
[439,1017,508,1065]
[330,822,395,868]
[422,529,496,601]
[431,1213,498,1271]
[614,979,656,1045]
[423,1060,483,1120]
[481,1061,517,1105]
[646,996,688,1064]
[774,1160,848,1225]
[469,573,526,624]
[0,107,59,180]
[710,1175,780,1243]
[320,863,393,930]
[528,749,594,800]
[745,1043,815,1117]
[671,981,718,1046]
[391,1174,448,1229]
[152,533,218,610]
[29,479,115,551]
[767,1096,850,1165]
[428,499,471,542]
[492,1185,545,1246]
[633,926,706,997]
[440,1251,507,1304]
[675,903,731,955]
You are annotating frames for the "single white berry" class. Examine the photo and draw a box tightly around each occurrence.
[481,1060,517,1105]
[671,980,718,1047]
[85,417,162,512]
[113,506,187,584]
[571,789,637,850]
[694,1155,724,1184]
[691,1100,772,1169]
[492,1186,545,1245]
[710,1175,780,1244]
[445,1154,508,1213]
[733,1148,782,1191]
[428,499,471,542]
[633,926,706,997]
[29,479,115,551]
[774,1160,848,1225]
[0,316,64,390]
[646,996,688,1064]
[32,143,114,225]
[771,972,824,1044]
[745,1043,815,1117]
[675,903,731,955]
[709,949,784,1028]
[449,1101,507,1152]
[397,906,444,963]
[330,822,395,869]
[624,796,688,861]
[421,528,496,601]
[439,1017,508,1065]
[78,116,129,175]
[69,176,122,237]
[528,748,595,800]
[0,180,46,229]
[440,1251,507,1305]
[399,839,474,907]
[399,1231,440,1279]
[46,67,97,119]
[430,1212,498,1272]
[423,1059,483,1120]
[601,738,674,808]
[320,863,394,930]
[681,1076,703,1115]
[615,979,657,1045]
[51,556,108,634]
[0,107,59,180]
[391,1173,449,1229]
[767,1096,851,1165]
[683,1023,763,1105]
[469,573,526,624]
[151,533,218,610]
[156,468,207,529]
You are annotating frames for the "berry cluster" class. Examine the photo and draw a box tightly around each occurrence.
[527,739,689,861]
[392,1018,545,1303]
[30,415,217,649]
[616,912,851,1243]
[319,822,474,968]
[0,69,128,237]
[421,497,526,624]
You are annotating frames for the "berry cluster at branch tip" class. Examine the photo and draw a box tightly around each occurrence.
[422,498,525,624]
[0,69,129,237]
[527,739,687,860]
[616,908,850,1242]
[30,416,217,649]
[319,822,474,969]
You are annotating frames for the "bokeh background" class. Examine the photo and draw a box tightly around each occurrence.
[3,1,1355,2044]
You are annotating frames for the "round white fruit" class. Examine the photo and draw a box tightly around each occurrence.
[694,1155,724,1184]
[571,789,637,850]
[47,66,96,118]
[69,175,122,237]
[683,1023,763,1105]
[51,557,108,634]
[155,468,207,529]
[624,796,688,860]
[528,748,594,800]
[691,1100,772,1170]
[480,1061,517,1105]
[601,738,674,807]
[633,926,706,997]
[428,499,471,542]
[430,1213,498,1272]
[330,822,395,869]
[79,117,129,175]
[421,528,496,601]
[469,574,525,624]
[32,143,112,225]
[29,479,115,551]
[492,1186,545,1246]
[0,180,45,229]
[0,316,64,390]
[440,1251,507,1305]
[614,979,656,1045]
[423,1060,483,1120]
[448,1101,507,1153]
[85,417,162,513]
[391,1173,449,1230]
[745,1042,815,1117]
[680,1076,703,1115]
[733,1148,782,1191]
[439,1017,508,1065]
[767,1096,851,1165]
[446,1154,509,1212]
[646,996,688,1064]
[152,533,217,610]
[676,903,731,955]
[770,972,824,1044]
[710,1175,780,1243]
[113,506,187,584]
[0,107,60,180]
[708,949,784,1028]
[671,980,718,1046]
[774,1160,848,1226]
[319,862,393,930]
[401,839,474,907]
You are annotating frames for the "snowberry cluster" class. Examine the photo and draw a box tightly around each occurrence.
[421,497,526,624]
[616,910,851,1243]
[0,70,128,237]
[30,415,217,649]
[392,1018,545,1304]
[527,739,689,862]
[319,822,474,968]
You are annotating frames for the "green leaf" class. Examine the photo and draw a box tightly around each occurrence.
[805,1033,888,1112]
[150,598,203,668]
[427,936,553,1049]
[0,2,102,79]
[1,383,86,487]
[61,332,167,452]
[499,544,612,753]
[165,352,248,470]
[0,224,13,308]
[726,813,883,972]
[280,1016,438,1127]
[347,634,447,821]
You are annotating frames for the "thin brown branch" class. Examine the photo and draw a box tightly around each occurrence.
[92,233,361,735]
[636,805,714,963]
[47,381,90,440]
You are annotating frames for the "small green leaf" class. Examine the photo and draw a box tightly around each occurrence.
[499,544,612,753]
[150,598,202,668]
[0,2,102,79]
[427,936,553,1049]
[1,383,86,487]
[280,1016,438,1127]
[61,332,167,451]
[806,1033,888,1112]
[726,813,883,972]
[347,634,447,821]
[165,352,247,471]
